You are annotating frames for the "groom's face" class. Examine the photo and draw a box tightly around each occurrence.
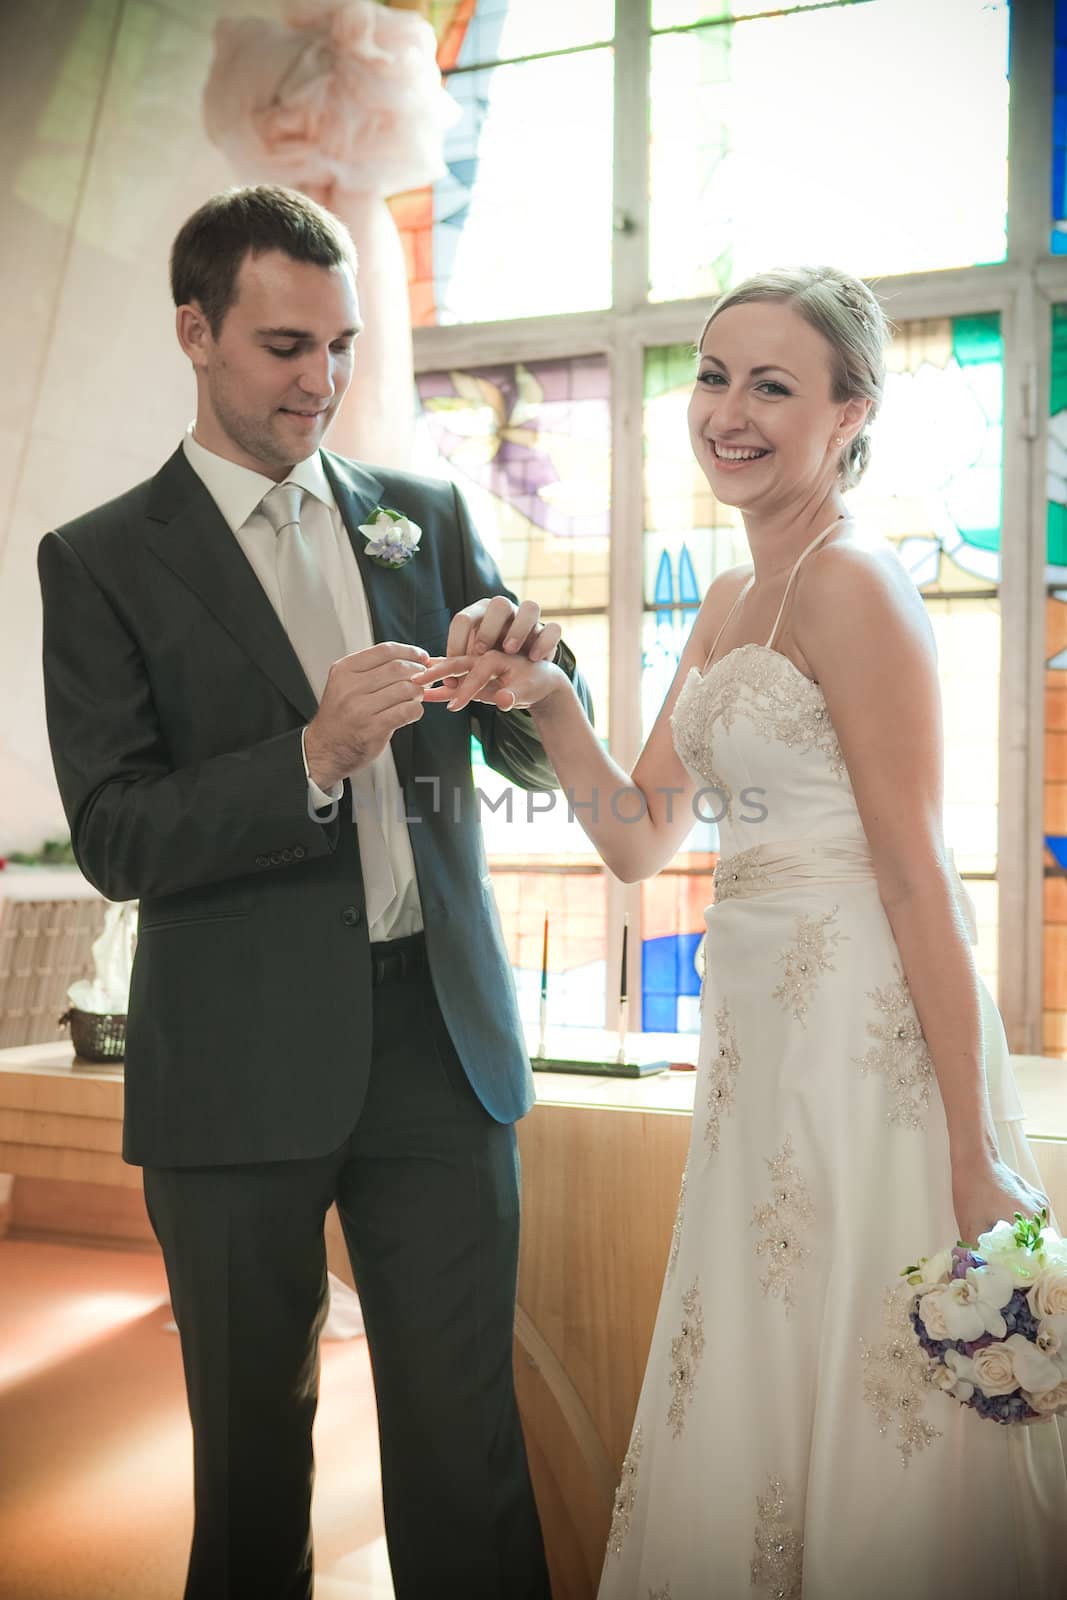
[185,248,360,477]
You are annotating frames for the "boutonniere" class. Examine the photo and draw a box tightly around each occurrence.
[358,507,422,569]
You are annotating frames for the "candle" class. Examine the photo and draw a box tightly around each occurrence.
[536,911,549,1059]
[615,914,630,1064]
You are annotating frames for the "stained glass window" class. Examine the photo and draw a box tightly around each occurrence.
[392,3,613,326]
[427,0,613,58]
[1054,0,1067,254]
[640,315,1004,1028]
[649,0,1009,304]
[641,343,741,1031]
[414,355,612,1031]
[1045,307,1067,1055]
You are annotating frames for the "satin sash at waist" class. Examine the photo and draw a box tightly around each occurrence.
[712,835,876,902]
[711,836,979,948]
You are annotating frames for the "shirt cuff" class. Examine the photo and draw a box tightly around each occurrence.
[301,726,344,811]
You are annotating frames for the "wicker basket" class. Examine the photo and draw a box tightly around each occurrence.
[59,1006,126,1063]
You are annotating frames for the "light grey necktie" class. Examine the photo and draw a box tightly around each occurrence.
[260,481,396,927]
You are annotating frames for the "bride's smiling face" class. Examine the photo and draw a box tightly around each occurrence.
[688,299,867,514]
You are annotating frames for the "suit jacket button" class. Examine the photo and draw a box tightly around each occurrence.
[281,848,293,863]
[255,854,269,868]
[293,846,306,861]
[269,851,283,866]
[341,905,362,927]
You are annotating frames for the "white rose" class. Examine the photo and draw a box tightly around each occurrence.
[918,1287,950,1339]
[970,1343,1019,1397]
[1003,1333,1063,1395]
[1029,1267,1067,1320]
[1023,1379,1067,1416]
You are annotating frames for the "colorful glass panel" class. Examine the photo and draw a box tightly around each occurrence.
[415,356,611,614]
[1045,306,1067,1055]
[640,316,1004,1024]
[414,355,611,1028]
[392,4,613,325]
[1054,0,1067,254]
[649,0,1009,302]
[641,862,714,1033]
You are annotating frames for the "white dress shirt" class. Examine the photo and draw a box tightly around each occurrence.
[182,426,423,942]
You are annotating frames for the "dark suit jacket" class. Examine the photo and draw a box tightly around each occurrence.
[38,446,592,1168]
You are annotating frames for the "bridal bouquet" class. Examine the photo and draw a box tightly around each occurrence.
[902,1210,1067,1424]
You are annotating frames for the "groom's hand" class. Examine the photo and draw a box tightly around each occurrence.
[304,642,430,791]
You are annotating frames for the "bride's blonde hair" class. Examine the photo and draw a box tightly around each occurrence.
[699,266,890,490]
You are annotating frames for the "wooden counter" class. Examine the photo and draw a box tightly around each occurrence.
[1,1038,1064,1599]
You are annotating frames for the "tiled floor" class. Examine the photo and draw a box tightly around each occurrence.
[0,1238,393,1599]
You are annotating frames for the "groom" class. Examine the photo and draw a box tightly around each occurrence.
[38,185,589,1599]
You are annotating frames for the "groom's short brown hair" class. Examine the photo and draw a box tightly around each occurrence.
[170,185,357,336]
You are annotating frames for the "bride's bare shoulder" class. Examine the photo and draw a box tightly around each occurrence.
[795,534,934,664]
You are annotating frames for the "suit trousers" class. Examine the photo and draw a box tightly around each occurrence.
[143,940,550,1600]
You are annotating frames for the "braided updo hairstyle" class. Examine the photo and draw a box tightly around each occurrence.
[699,266,890,490]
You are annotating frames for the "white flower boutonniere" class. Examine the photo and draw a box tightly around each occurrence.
[358,507,422,569]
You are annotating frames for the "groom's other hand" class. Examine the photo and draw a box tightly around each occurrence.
[304,641,430,791]
[448,596,562,663]
[440,596,562,707]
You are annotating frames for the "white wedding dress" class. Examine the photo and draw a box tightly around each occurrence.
[598,525,1067,1600]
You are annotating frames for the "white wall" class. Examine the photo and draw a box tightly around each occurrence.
[0,0,279,849]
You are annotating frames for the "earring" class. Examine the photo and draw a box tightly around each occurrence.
[834,436,843,446]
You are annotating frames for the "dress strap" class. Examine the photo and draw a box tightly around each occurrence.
[763,516,845,650]
[701,573,754,673]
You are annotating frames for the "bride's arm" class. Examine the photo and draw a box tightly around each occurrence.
[793,545,1046,1240]
[420,568,751,881]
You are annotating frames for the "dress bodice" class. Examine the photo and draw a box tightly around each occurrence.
[671,517,869,858]
[671,642,865,859]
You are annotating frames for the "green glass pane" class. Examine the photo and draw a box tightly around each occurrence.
[953,313,1003,367]
[650,0,1009,300]
[644,343,699,404]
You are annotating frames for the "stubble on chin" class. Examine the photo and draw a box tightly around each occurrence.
[215,395,302,473]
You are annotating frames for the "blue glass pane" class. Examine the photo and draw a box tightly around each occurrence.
[1055,1,1067,249]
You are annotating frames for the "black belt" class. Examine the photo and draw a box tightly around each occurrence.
[369,931,428,986]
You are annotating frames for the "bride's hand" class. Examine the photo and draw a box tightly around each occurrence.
[951,1158,1049,1248]
[412,649,567,714]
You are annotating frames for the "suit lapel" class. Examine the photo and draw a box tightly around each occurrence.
[142,448,318,721]
[322,451,419,785]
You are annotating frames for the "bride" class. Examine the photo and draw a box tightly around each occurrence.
[416,265,1067,1596]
